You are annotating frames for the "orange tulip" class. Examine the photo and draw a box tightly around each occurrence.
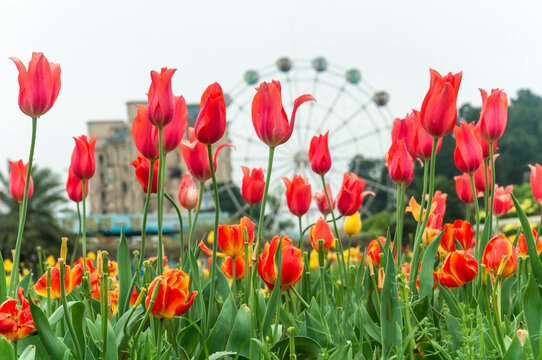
[435,250,478,288]
[11,52,61,118]
[440,220,474,253]
[34,263,83,299]
[0,288,35,341]
[367,236,392,267]
[258,236,303,291]
[420,69,462,138]
[217,217,255,257]
[482,234,518,278]
[517,229,542,257]
[310,217,334,253]
[146,269,197,319]
[221,256,245,280]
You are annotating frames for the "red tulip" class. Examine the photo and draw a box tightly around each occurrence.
[476,124,498,160]
[151,96,188,154]
[145,269,197,319]
[386,139,414,185]
[180,128,232,182]
[283,175,312,217]
[251,80,315,147]
[0,288,35,341]
[517,229,542,257]
[147,67,176,128]
[308,131,332,175]
[241,166,265,205]
[453,122,483,174]
[440,220,474,253]
[132,105,159,161]
[313,183,335,216]
[70,135,97,181]
[493,185,514,217]
[66,167,88,203]
[435,250,478,288]
[454,173,474,204]
[482,234,518,277]
[474,160,493,194]
[258,236,303,291]
[221,256,245,280]
[529,164,542,205]
[478,89,508,142]
[391,112,417,159]
[178,173,198,210]
[11,52,61,118]
[420,69,462,138]
[194,83,226,145]
[411,110,443,160]
[131,156,159,194]
[310,217,335,253]
[9,160,33,202]
[336,173,373,216]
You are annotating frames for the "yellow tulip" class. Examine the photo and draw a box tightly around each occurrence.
[207,231,214,245]
[3,259,13,273]
[46,255,56,267]
[309,250,319,270]
[343,213,362,235]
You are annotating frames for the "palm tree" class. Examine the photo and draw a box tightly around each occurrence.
[0,165,69,273]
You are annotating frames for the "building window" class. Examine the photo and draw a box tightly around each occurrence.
[101,191,106,202]
[122,182,128,193]
[99,154,104,164]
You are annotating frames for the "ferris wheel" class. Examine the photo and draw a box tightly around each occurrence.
[219,56,396,225]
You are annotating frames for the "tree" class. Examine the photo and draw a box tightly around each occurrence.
[0,166,69,270]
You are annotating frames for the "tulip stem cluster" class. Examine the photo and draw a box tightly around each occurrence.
[164,193,184,264]
[470,174,481,260]
[394,183,406,266]
[254,146,275,261]
[156,128,166,275]
[188,182,205,249]
[8,116,37,296]
[488,143,497,239]
[81,181,88,273]
[70,202,82,266]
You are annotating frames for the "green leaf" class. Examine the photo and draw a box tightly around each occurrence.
[48,301,78,327]
[18,345,35,360]
[0,252,7,303]
[117,228,132,317]
[0,338,14,360]
[512,193,542,286]
[188,250,206,325]
[261,239,283,338]
[70,301,86,357]
[86,318,102,348]
[380,247,402,358]
[270,336,321,360]
[208,351,250,360]
[207,295,237,354]
[503,334,523,360]
[106,321,118,360]
[419,231,444,300]
[226,304,252,358]
[28,297,68,359]
[523,276,542,359]
[436,283,463,319]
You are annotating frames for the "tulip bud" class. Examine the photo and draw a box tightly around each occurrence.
[60,237,68,261]
[241,167,265,205]
[70,135,97,181]
[147,67,176,128]
[453,122,483,174]
[9,160,33,202]
[313,183,334,216]
[194,83,227,144]
[178,173,198,210]
[386,139,414,186]
[478,88,508,142]
[454,173,474,204]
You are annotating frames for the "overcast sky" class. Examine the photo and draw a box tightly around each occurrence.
[1,0,541,186]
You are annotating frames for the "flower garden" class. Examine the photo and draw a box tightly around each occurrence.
[1,52,542,359]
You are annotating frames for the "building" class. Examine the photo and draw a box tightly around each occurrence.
[87,101,232,215]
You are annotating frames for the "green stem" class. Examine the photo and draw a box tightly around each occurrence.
[409,138,437,292]
[318,240,326,311]
[206,143,221,332]
[59,259,84,360]
[139,159,155,270]
[484,159,489,213]
[46,267,52,317]
[249,204,254,222]
[492,277,506,354]
[9,116,37,296]
[252,146,275,264]
[232,256,237,300]
[488,142,496,239]
[188,182,205,249]
[290,285,309,309]
[395,183,405,267]
[298,216,304,250]
[244,228,250,305]
[347,235,352,266]
[157,128,166,275]
[82,181,88,273]
[400,279,415,359]
[537,208,542,240]
[466,203,471,223]
[101,253,109,359]
[164,192,184,264]
[470,174,481,262]
[414,159,429,241]
[70,202,82,265]
[12,340,17,360]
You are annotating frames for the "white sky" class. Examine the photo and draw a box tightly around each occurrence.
[1,0,541,184]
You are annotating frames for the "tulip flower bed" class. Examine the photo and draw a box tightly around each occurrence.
[2,53,542,360]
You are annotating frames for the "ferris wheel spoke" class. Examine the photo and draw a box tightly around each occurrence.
[328,133,377,152]
[313,82,348,135]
